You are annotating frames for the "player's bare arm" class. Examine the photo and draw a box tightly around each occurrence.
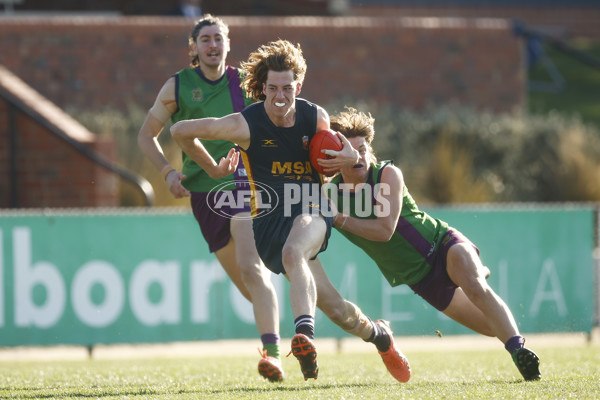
[138,77,177,172]
[170,113,250,177]
[138,77,191,198]
[315,105,330,132]
[334,165,404,241]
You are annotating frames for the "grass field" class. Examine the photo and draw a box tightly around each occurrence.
[1,335,598,399]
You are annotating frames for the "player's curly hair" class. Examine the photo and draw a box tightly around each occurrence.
[188,14,229,68]
[330,107,378,163]
[241,40,307,101]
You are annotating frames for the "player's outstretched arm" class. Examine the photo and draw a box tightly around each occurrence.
[170,113,250,177]
[334,165,404,242]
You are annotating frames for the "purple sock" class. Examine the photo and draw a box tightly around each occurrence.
[261,333,281,359]
[504,335,525,354]
[261,333,280,345]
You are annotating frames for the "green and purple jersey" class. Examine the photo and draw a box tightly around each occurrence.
[331,161,449,286]
[171,66,252,192]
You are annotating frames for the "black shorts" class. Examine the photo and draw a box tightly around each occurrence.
[253,206,333,275]
[408,228,479,311]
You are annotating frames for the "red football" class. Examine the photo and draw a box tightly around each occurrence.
[309,129,343,176]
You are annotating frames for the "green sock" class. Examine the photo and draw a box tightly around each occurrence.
[264,343,280,360]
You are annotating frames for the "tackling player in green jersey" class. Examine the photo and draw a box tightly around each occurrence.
[320,107,541,381]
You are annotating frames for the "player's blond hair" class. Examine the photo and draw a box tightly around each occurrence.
[241,40,307,101]
[188,14,229,68]
[330,107,378,163]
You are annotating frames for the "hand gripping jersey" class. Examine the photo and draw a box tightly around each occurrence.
[240,98,323,217]
[171,66,252,192]
[330,161,449,286]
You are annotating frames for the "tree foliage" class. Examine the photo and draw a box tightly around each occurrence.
[328,101,600,204]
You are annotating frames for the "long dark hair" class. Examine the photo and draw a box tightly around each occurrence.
[188,14,229,68]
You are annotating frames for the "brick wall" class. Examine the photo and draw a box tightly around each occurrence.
[0,15,525,208]
[12,0,331,17]
[0,15,525,116]
[351,5,600,39]
[0,66,119,208]
[11,0,600,40]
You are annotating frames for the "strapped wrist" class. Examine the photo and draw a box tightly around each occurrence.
[164,169,177,181]
[161,164,175,180]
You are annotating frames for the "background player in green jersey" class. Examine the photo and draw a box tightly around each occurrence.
[137,15,283,382]
[320,107,541,381]
[171,39,411,383]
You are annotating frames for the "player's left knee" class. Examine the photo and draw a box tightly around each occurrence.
[238,262,264,283]
[281,245,304,269]
[464,282,494,304]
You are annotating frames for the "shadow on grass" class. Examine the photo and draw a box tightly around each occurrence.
[4,379,538,399]
[209,382,385,395]
[2,387,184,399]
[3,382,386,399]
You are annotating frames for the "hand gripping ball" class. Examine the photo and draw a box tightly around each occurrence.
[309,129,343,176]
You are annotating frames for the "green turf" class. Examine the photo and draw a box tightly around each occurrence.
[1,344,598,399]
